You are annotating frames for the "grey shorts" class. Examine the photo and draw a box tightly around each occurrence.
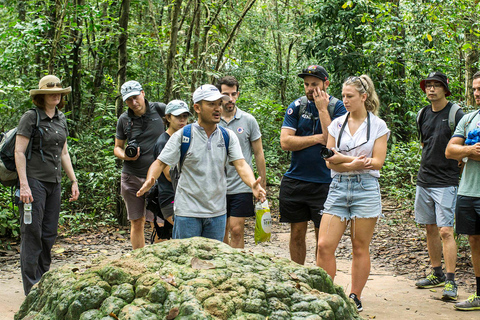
[161,202,174,220]
[121,172,154,222]
[414,186,457,227]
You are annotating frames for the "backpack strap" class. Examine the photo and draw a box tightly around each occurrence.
[179,124,192,171]
[298,95,337,120]
[26,108,45,162]
[152,102,166,117]
[416,106,427,142]
[327,97,338,118]
[218,125,230,155]
[448,103,461,133]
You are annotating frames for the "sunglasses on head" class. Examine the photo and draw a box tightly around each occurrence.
[44,82,62,88]
[346,76,367,92]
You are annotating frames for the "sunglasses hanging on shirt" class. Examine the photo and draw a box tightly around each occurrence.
[336,112,371,153]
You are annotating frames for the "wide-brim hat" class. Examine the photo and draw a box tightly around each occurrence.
[420,71,451,96]
[29,75,71,98]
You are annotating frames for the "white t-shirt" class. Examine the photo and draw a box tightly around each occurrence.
[327,111,390,178]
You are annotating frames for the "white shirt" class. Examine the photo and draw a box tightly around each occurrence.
[327,111,390,178]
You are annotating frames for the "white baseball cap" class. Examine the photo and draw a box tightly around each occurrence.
[192,84,229,103]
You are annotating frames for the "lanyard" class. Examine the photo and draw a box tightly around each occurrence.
[337,112,371,152]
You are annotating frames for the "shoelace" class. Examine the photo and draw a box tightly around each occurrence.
[467,294,479,302]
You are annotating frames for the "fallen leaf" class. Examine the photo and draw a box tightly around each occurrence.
[54,247,65,254]
[191,257,215,270]
[166,307,179,319]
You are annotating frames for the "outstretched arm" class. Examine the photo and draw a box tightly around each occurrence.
[137,159,167,196]
[232,159,266,202]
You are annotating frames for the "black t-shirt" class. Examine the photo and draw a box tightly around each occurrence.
[115,99,165,178]
[153,132,175,207]
[417,102,465,187]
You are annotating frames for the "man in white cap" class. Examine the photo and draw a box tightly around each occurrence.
[137,84,266,241]
[114,80,165,249]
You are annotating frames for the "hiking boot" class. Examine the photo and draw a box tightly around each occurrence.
[454,294,480,311]
[442,280,458,301]
[415,272,446,288]
[349,293,363,312]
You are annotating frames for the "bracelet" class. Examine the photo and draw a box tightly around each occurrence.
[71,179,78,183]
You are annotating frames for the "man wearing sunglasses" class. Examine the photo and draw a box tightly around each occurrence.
[415,71,464,300]
[280,65,346,265]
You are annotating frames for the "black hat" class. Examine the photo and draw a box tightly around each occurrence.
[420,71,451,97]
[298,65,329,81]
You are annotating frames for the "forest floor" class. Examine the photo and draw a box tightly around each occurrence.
[0,189,479,320]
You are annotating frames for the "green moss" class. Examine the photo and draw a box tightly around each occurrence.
[15,237,362,320]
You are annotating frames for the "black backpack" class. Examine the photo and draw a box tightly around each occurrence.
[0,109,42,187]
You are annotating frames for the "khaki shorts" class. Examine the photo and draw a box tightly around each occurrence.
[121,172,154,221]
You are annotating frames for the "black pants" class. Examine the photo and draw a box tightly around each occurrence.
[20,178,61,295]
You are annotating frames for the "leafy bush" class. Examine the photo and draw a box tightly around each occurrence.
[381,141,421,205]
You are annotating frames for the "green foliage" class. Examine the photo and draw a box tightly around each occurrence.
[246,97,289,185]
[380,141,421,205]
[0,189,20,238]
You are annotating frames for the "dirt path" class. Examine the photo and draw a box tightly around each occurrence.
[1,208,478,320]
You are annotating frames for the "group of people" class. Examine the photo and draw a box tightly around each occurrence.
[14,67,480,314]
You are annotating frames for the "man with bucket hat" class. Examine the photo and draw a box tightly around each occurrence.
[279,65,346,265]
[414,71,464,300]
[114,80,166,249]
[137,84,266,241]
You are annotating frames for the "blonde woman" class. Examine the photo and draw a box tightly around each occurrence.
[316,75,390,312]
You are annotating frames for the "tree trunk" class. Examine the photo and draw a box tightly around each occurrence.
[465,31,478,107]
[190,0,201,93]
[66,0,84,137]
[164,0,184,102]
[115,0,131,226]
[213,0,257,72]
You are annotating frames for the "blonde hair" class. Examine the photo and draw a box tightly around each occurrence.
[343,74,380,115]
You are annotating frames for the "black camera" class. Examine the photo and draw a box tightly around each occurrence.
[320,146,334,159]
[125,140,139,158]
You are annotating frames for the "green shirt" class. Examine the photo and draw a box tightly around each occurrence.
[17,107,68,183]
[453,110,480,197]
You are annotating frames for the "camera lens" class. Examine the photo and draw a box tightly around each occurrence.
[320,147,334,159]
[125,143,138,158]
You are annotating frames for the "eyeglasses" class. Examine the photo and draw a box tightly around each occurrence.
[346,76,367,92]
[425,83,443,89]
[43,82,62,89]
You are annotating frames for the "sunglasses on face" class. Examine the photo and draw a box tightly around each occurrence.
[425,83,443,89]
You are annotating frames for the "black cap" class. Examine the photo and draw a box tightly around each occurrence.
[420,71,451,96]
[298,65,328,81]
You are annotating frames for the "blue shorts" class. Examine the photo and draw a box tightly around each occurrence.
[226,193,254,218]
[323,174,382,221]
[172,214,227,241]
[414,186,456,227]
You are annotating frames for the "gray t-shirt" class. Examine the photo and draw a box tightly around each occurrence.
[220,107,262,194]
[115,100,165,178]
[453,110,480,197]
[158,122,244,217]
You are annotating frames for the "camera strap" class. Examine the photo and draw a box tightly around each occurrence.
[337,112,370,150]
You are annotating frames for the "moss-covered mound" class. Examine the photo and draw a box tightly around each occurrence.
[15,237,361,320]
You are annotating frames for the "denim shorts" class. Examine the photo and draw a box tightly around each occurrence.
[322,174,382,221]
[414,186,456,227]
[172,214,227,241]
